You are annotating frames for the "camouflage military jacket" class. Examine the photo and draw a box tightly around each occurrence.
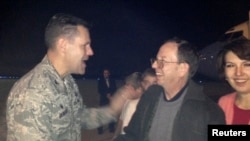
[6,56,116,141]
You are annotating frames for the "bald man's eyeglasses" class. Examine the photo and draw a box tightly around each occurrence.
[150,58,181,68]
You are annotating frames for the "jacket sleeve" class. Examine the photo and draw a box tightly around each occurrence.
[79,106,117,129]
[97,79,103,94]
[207,98,226,125]
[110,79,117,95]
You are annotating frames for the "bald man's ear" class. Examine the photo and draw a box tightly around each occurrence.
[179,62,189,76]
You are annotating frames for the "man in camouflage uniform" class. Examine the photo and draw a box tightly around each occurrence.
[6,13,130,141]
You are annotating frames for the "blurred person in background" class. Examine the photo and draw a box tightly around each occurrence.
[97,68,117,134]
[141,68,157,90]
[112,69,156,140]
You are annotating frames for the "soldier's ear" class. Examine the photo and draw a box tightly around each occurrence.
[56,37,68,56]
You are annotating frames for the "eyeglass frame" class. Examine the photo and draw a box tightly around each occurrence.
[150,58,182,68]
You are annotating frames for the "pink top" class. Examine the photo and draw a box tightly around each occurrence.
[218,92,250,125]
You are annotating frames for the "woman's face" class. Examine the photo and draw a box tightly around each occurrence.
[224,51,250,94]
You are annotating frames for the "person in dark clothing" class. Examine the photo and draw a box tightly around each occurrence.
[114,37,225,141]
[97,68,117,134]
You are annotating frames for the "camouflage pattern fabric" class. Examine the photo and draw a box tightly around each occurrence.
[6,56,116,141]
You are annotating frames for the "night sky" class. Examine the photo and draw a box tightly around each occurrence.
[0,0,249,79]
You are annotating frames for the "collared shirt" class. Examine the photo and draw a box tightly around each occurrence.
[6,56,116,141]
[106,78,110,87]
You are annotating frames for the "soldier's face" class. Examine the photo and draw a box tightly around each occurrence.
[65,26,94,75]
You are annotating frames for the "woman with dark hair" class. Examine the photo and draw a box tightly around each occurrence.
[217,38,250,124]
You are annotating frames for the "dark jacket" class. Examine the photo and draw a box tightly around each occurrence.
[115,80,225,141]
[97,77,117,105]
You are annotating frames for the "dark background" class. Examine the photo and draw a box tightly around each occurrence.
[0,0,249,79]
